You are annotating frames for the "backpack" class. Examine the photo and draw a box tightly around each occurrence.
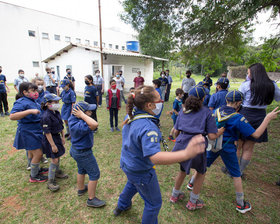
[206,108,237,153]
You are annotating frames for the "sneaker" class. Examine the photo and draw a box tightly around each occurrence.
[110,127,114,132]
[4,112,10,116]
[113,205,132,216]
[29,174,48,183]
[236,201,252,214]
[98,105,101,108]
[55,170,69,179]
[115,127,120,131]
[77,184,88,196]
[39,167,49,175]
[41,156,48,164]
[87,197,106,208]
[186,199,205,211]
[168,135,174,141]
[187,182,193,191]
[170,192,185,203]
[0,112,4,117]
[27,166,31,171]
[47,180,60,192]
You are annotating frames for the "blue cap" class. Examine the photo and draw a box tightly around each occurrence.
[60,79,70,88]
[43,93,61,103]
[197,81,209,87]
[73,101,97,111]
[189,86,206,99]
[216,77,229,87]
[226,90,244,102]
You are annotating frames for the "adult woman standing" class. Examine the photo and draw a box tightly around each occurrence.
[238,63,280,175]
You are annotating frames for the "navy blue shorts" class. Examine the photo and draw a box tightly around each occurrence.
[207,150,241,177]
[70,147,100,181]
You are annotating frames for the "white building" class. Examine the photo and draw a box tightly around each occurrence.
[0,1,137,82]
[43,43,167,92]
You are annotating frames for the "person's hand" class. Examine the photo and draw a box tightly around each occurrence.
[72,107,84,119]
[51,144,58,153]
[266,107,280,120]
[184,134,205,159]
[101,89,104,94]
[217,127,225,136]
[29,109,40,115]
[7,88,10,93]
[61,137,65,145]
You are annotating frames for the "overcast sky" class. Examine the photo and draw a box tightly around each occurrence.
[2,0,279,43]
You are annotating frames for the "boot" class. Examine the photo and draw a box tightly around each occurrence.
[47,179,60,192]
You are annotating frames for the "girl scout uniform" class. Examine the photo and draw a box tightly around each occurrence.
[41,94,65,159]
[60,80,76,121]
[172,87,217,175]
[11,96,43,150]
[117,109,163,224]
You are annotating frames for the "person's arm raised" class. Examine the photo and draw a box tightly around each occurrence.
[150,135,205,165]
[72,107,98,131]
[10,109,40,120]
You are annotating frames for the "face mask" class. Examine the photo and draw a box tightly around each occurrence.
[19,74,24,78]
[111,84,117,89]
[49,103,60,111]
[187,75,191,78]
[246,74,251,81]
[29,92,39,100]
[38,85,44,91]
[51,71,55,74]
[152,102,163,115]
[161,75,165,78]
[85,80,90,85]
[96,73,100,76]
[116,75,120,78]
[138,74,141,77]
[67,72,71,75]
[63,86,69,91]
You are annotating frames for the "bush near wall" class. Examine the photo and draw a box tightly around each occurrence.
[228,66,247,79]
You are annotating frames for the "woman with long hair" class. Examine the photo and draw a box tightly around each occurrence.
[238,63,280,176]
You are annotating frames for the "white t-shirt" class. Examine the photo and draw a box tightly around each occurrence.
[113,77,123,91]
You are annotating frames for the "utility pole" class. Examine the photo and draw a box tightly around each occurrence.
[98,0,104,78]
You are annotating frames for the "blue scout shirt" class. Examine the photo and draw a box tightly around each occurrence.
[0,74,7,93]
[159,77,168,86]
[120,110,162,173]
[155,88,162,99]
[203,88,211,107]
[11,96,41,124]
[208,89,228,110]
[171,98,182,120]
[218,105,255,152]
[41,109,64,134]
[60,88,76,104]
[84,85,98,105]
[68,115,94,150]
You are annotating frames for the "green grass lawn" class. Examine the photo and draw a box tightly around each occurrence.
[0,78,280,224]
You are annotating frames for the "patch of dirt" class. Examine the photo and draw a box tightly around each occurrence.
[1,195,24,214]
[1,146,17,160]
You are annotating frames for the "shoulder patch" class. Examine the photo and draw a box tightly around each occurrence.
[147,131,158,137]
[43,124,48,128]
[240,117,245,122]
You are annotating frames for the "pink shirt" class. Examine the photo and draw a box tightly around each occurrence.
[134,76,145,88]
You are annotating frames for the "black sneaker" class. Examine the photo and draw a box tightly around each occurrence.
[39,167,49,175]
[236,201,252,214]
[29,174,48,183]
[87,197,106,208]
[113,205,132,216]
[77,184,88,196]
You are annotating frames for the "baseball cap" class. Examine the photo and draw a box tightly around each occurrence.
[197,81,210,87]
[216,77,229,87]
[73,101,97,111]
[189,86,206,99]
[226,90,244,102]
[60,79,70,88]
[43,93,61,103]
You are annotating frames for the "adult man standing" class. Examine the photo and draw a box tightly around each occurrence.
[93,70,104,107]
[165,69,173,101]
[181,70,196,103]
[44,67,57,94]
[133,71,145,88]
[64,68,75,90]
[0,66,10,116]
[14,69,28,92]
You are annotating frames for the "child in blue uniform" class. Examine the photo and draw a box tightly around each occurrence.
[208,77,229,111]
[41,93,68,192]
[206,90,280,213]
[169,86,223,210]
[168,88,184,142]
[197,81,211,107]
[33,78,49,106]
[10,82,48,182]
[113,85,206,224]
[69,101,106,208]
[84,75,99,132]
[60,79,76,139]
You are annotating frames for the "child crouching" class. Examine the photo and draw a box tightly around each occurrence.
[69,101,106,207]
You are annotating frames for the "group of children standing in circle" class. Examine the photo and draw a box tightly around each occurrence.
[7,62,280,223]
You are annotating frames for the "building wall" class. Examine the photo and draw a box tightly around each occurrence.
[0,1,136,83]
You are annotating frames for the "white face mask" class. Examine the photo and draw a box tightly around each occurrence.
[49,103,60,111]
[19,74,24,78]
[96,73,100,76]
[38,85,44,91]
[152,102,163,115]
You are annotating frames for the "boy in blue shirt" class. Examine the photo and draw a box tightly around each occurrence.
[206,90,280,213]
[152,79,162,99]
[69,101,105,208]
[208,77,229,111]
[0,66,10,116]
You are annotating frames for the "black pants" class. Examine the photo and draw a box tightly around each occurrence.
[165,84,171,101]
[109,108,118,128]
[90,110,98,131]
[96,85,103,106]
[46,86,57,94]
[0,92,8,113]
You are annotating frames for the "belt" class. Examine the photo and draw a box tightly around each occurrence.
[122,163,152,174]
[71,145,91,152]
